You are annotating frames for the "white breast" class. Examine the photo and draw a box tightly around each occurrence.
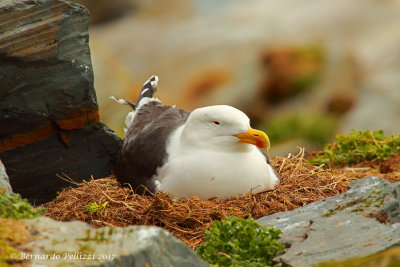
[156,141,279,199]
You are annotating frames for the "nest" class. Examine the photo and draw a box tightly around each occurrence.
[43,148,357,248]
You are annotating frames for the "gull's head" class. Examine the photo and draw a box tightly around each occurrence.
[181,105,270,152]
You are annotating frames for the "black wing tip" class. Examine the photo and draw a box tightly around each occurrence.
[143,75,159,86]
[142,75,158,94]
[136,75,159,104]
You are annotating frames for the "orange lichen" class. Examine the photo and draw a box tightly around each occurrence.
[0,124,57,152]
[0,109,99,152]
[56,109,99,130]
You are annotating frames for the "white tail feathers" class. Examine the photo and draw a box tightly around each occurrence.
[111,75,160,136]
[109,96,129,105]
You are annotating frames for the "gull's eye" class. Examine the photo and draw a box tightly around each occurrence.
[213,121,220,125]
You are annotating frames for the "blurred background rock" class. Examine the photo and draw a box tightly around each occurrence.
[71,0,400,156]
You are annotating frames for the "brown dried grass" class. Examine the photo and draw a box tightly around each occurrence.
[43,148,356,248]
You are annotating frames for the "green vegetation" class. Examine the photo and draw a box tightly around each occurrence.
[290,45,325,94]
[0,190,44,219]
[264,113,337,146]
[85,201,108,214]
[323,190,385,218]
[0,217,31,267]
[196,215,285,267]
[291,73,319,94]
[78,229,109,243]
[308,130,400,166]
[316,246,400,267]
[0,191,40,266]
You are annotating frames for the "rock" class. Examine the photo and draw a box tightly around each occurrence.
[258,177,400,266]
[2,123,121,203]
[316,246,400,267]
[0,0,95,134]
[16,216,209,267]
[0,217,32,266]
[0,160,12,193]
[0,0,121,204]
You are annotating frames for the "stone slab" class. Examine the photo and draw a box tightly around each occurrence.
[17,216,209,267]
[1,123,121,204]
[258,177,400,266]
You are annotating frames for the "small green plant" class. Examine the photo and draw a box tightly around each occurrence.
[308,130,400,166]
[86,201,108,214]
[196,215,285,267]
[0,191,44,219]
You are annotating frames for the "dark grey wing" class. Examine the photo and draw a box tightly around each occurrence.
[125,101,171,137]
[258,148,281,182]
[115,102,190,194]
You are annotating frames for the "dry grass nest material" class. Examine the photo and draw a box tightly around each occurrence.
[43,148,356,248]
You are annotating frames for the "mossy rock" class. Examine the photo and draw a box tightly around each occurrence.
[0,191,44,220]
[0,217,31,266]
[316,246,400,267]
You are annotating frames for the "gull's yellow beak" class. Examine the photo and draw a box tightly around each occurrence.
[233,128,270,150]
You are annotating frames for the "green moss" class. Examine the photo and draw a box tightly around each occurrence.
[322,209,338,218]
[78,229,111,243]
[77,243,95,255]
[307,130,400,166]
[316,246,400,267]
[0,240,20,267]
[0,217,31,266]
[107,227,115,236]
[323,190,386,217]
[0,191,44,219]
[196,215,285,267]
[350,207,364,213]
[263,113,337,146]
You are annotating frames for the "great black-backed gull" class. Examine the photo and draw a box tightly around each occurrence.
[111,75,280,199]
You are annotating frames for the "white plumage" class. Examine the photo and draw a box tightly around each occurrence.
[113,76,280,199]
[156,105,279,199]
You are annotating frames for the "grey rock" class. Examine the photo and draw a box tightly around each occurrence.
[0,159,12,193]
[1,123,121,204]
[21,216,209,267]
[0,0,95,137]
[258,177,400,266]
[0,0,122,204]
